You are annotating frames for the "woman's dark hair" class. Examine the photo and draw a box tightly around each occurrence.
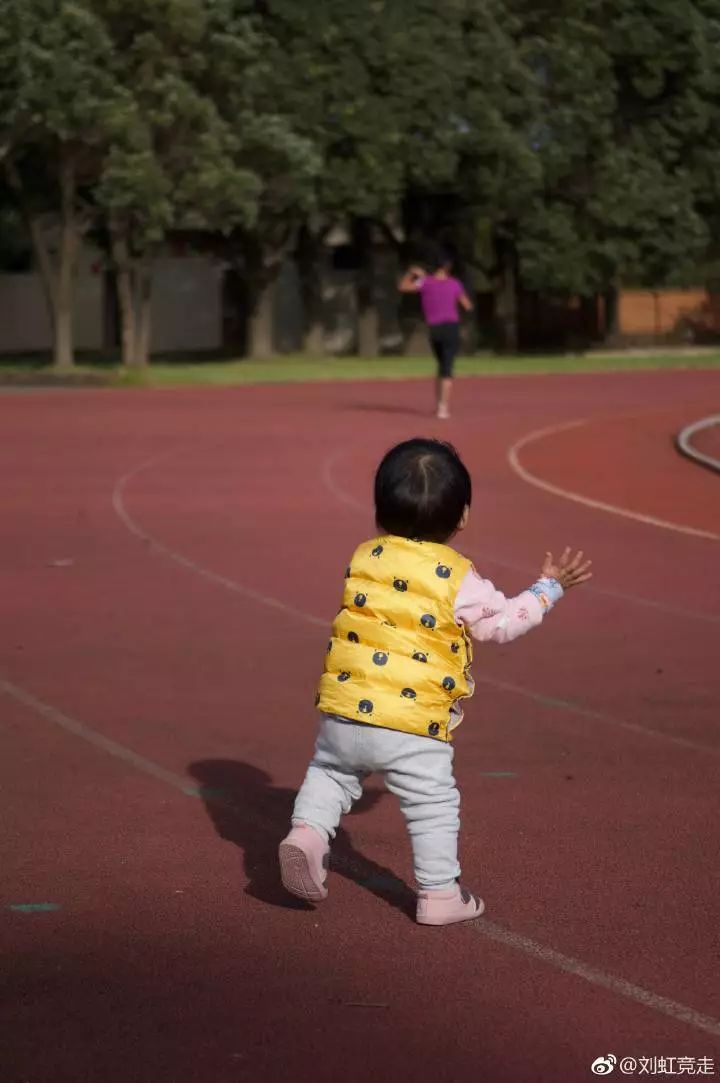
[426,245,453,274]
[374,438,472,543]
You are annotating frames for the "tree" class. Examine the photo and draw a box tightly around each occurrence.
[0,0,25,165]
[3,0,125,368]
[515,0,711,341]
[248,0,475,356]
[3,0,314,366]
[661,0,720,312]
[385,0,542,352]
[405,0,713,350]
[94,0,263,366]
[199,1,320,359]
[217,113,318,359]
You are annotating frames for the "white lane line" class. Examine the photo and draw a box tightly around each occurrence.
[0,678,200,796]
[676,415,720,475]
[476,919,720,1039]
[3,674,720,1040]
[113,459,326,630]
[482,675,720,757]
[321,449,720,625]
[507,418,720,542]
[113,457,720,758]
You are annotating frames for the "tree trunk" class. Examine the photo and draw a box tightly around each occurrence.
[353,217,378,357]
[247,276,275,359]
[110,218,153,368]
[115,266,137,366]
[603,286,620,343]
[14,192,57,326]
[357,303,378,358]
[110,222,137,367]
[53,155,78,369]
[578,294,600,350]
[304,311,325,356]
[53,297,74,370]
[241,233,296,359]
[135,266,153,367]
[297,226,325,355]
[494,234,519,354]
[5,156,79,368]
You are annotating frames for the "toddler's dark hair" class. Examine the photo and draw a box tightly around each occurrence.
[374,438,471,543]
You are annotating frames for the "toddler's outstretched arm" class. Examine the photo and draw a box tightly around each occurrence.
[455,548,592,645]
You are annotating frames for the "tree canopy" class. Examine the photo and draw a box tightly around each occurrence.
[1,0,719,363]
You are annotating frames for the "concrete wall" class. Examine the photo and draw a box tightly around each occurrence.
[0,274,52,352]
[0,253,223,355]
[150,257,223,353]
[0,251,104,353]
[3,241,715,356]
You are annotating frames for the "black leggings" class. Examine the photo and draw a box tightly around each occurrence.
[429,322,460,378]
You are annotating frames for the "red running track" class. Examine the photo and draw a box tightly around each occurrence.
[2,369,719,1083]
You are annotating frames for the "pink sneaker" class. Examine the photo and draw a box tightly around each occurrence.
[279,824,330,902]
[416,883,485,926]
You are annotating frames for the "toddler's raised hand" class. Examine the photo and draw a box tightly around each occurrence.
[541,547,593,590]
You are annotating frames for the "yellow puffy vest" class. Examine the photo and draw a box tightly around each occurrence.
[317,535,474,742]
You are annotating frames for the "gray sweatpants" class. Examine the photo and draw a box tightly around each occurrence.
[292,714,461,890]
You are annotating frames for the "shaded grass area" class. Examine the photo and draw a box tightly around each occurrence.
[1,350,720,389]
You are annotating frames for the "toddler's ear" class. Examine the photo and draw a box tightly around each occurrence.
[457,505,470,532]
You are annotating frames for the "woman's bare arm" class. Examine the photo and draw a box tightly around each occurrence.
[398,267,425,293]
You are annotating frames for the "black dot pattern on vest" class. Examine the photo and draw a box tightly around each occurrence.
[393,579,408,592]
[337,671,350,682]
[436,564,452,579]
[428,722,440,737]
[354,593,367,607]
[451,642,459,654]
[412,651,428,663]
[401,687,417,699]
[358,699,373,715]
[371,545,384,557]
[348,632,360,643]
[372,651,388,666]
[442,676,456,692]
[420,614,436,629]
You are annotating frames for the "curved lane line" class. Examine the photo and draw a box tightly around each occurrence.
[322,449,720,625]
[676,415,720,475]
[507,418,720,542]
[113,457,326,631]
[113,454,720,759]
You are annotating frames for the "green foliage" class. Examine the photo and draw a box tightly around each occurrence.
[94,0,265,250]
[514,0,717,294]
[3,0,720,358]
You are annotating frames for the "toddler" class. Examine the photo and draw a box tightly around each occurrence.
[279,438,592,925]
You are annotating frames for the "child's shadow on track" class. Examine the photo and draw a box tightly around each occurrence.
[188,760,416,920]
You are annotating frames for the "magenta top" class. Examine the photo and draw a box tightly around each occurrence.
[419,275,464,326]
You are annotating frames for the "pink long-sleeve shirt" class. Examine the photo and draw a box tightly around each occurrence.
[439,569,563,730]
[454,569,563,644]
